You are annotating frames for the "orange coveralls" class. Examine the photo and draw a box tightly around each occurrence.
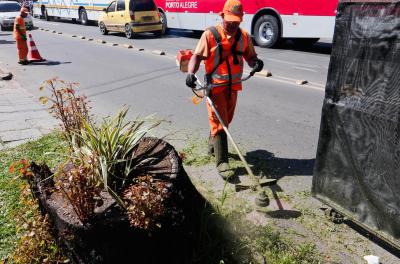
[194,24,257,136]
[13,16,28,62]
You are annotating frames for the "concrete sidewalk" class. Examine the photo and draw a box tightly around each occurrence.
[0,65,56,150]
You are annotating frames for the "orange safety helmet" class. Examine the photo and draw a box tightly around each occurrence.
[219,0,243,22]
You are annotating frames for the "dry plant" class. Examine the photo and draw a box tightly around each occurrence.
[39,77,90,147]
[9,159,33,179]
[38,78,101,223]
[123,175,185,231]
[10,183,67,264]
[123,176,171,230]
[56,154,102,224]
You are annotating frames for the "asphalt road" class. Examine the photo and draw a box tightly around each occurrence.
[33,18,332,86]
[0,19,326,162]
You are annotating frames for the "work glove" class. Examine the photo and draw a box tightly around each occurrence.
[186,73,197,88]
[253,58,264,72]
[22,35,27,41]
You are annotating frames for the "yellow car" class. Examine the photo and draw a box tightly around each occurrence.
[99,0,162,38]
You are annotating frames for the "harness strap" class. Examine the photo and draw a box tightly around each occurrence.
[208,26,223,76]
[206,26,244,93]
[231,29,242,65]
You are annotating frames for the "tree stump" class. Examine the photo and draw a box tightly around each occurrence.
[28,137,203,264]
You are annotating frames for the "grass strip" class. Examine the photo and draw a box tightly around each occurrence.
[0,132,66,261]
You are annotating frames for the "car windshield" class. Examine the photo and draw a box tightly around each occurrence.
[129,0,156,12]
[0,3,21,12]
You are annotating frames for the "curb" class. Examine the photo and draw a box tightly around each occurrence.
[296,80,308,85]
[0,65,13,81]
[152,50,165,55]
[255,70,272,78]
[0,72,13,81]
[122,44,133,49]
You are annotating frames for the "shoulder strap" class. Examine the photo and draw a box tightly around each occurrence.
[208,26,223,65]
[231,29,243,65]
[205,26,225,84]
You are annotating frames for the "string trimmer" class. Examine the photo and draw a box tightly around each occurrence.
[177,50,276,207]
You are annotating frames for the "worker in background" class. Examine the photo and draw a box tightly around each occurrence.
[186,0,264,180]
[14,7,29,65]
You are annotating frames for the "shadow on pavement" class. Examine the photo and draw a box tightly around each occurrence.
[281,40,332,55]
[266,209,302,219]
[29,60,72,66]
[268,185,302,219]
[109,32,176,39]
[0,39,15,44]
[230,149,315,180]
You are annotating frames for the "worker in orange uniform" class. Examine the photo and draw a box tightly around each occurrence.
[13,7,29,65]
[186,0,264,179]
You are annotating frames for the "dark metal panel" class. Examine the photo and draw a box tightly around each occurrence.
[313,1,400,249]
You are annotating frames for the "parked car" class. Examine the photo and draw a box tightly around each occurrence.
[0,1,33,31]
[98,0,162,39]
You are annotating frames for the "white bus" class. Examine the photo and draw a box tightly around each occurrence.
[33,0,110,25]
[154,0,338,48]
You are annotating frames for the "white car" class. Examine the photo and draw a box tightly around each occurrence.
[0,1,33,31]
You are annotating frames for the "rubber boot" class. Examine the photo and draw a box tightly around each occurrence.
[208,132,214,156]
[214,131,234,180]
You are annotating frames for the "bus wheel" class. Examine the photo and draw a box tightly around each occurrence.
[99,22,108,35]
[159,12,168,35]
[125,24,134,39]
[79,8,88,25]
[253,15,280,48]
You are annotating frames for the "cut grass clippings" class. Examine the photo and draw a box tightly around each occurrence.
[0,132,67,262]
[180,138,214,166]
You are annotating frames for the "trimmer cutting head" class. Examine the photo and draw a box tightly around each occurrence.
[255,191,270,207]
[235,178,277,192]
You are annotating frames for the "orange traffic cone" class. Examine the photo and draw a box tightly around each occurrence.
[27,34,45,62]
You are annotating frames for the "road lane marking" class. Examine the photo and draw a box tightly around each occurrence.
[244,71,325,91]
[34,20,60,26]
[267,58,328,70]
[292,66,318,73]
